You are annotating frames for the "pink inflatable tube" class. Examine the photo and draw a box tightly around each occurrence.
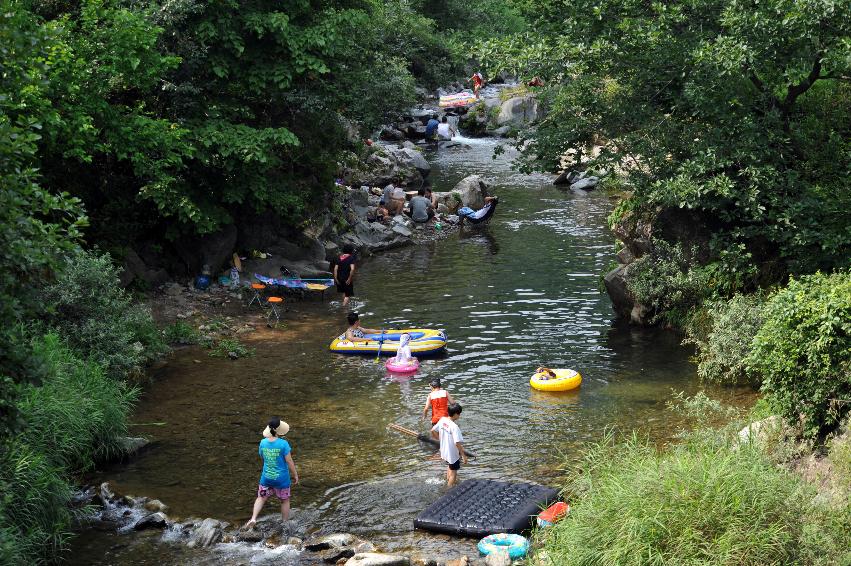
[385,358,420,374]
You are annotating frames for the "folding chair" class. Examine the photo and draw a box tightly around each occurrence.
[248,283,266,308]
[266,296,284,327]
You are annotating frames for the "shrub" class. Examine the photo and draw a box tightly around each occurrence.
[688,294,766,386]
[40,250,166,380]
[626,240,710,325]
[163,321,198,345]
[0,334,136,563]
[209,338,254,359]
[748,271,851,437]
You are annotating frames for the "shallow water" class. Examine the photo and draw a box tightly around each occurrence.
[70,137,755,563]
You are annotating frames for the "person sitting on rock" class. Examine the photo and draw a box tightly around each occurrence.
[424,187,439,211]
[406,187,435,224]
[344,312,382,343]
[381,183,404,216]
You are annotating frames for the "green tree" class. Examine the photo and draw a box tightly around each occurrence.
[477,0,851,288]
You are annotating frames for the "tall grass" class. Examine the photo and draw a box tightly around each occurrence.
[543,428,851,566]
[0,333,137,564]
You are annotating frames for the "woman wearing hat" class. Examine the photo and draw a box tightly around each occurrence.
[245,417,299,528]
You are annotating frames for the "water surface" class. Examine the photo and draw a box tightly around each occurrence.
[71,137,754,563]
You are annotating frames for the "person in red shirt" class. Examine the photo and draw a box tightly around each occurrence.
[422,378,456,425]
[470,72,484,98]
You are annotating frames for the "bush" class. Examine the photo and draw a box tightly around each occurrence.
[209,338,254,359]
[688,294,766,386]
[626,240,710,325]
[163,321,198,345]
[40,250,166,379]
[748,271,851,437]
[0,334,136,564]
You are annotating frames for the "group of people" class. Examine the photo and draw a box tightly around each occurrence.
[425,114,458,142]
[377,184,437,225]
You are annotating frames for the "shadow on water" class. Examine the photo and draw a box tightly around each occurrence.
[70,138,756,563]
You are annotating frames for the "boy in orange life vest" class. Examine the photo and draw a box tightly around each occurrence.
[422,378,456,425]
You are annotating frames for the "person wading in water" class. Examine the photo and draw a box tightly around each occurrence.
[245,417,299,528]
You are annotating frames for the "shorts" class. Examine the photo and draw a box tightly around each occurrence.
[336,281,354,297]
[448,459,461,471]
[257,485,291,500]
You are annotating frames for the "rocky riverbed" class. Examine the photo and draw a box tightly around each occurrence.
[74,481,526,566]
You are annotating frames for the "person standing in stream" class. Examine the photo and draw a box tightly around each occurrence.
[245,417,298,528]
[422,378,456,425]
[333,244,358,306]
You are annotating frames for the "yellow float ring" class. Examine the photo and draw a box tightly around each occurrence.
[530,368,582,392]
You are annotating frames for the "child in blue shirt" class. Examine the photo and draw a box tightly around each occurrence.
[244,417,299,528]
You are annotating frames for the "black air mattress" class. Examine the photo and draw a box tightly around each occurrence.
[414,479,559,537]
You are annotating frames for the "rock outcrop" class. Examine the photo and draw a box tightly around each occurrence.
[452,175,489,209]
[496,95,539,127]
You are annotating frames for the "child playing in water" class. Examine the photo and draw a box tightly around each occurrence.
[392,333,416,366]
[245,417,299,528]
[422,378,456,425]
[536,367,557,380]
[431,403,468,486]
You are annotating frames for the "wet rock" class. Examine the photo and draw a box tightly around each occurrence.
[616,247,634,265]
[381,128,405,141]
[288,536,304,547]
[445,557,469,566]
[397,148,431,178]
[133,512,168,531]
[553,170,580,186]
[119,436,150,457]
[304,533,358,551]
[237,528,265,543]
[100,482,116,502]
[411,558,439,566]
[353,540,377,553]
[603,264,634,320]
[318,547,356,563]
[444,214,460,225]
[393,215,414,229]
[400,141,418,151]
[392,225,413,238]
[187,518,224,548]
[345,553,411,566]
[452,175,489,209]
[570,176,599,191]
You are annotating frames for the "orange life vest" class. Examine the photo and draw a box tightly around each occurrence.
[429,390,449,424]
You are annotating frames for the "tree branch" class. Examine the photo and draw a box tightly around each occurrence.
[780,52,824,113]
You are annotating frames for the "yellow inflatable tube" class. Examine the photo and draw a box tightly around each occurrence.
[329,328,446,357]
[530,368,582,392]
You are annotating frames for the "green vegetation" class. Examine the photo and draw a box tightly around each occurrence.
[0,335,138,563]
[209,338,255,359]
[163,321,199,346]
[749,272,851,437]
[542,403,851,566]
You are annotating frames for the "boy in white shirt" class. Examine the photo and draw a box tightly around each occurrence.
[431,403,468,486]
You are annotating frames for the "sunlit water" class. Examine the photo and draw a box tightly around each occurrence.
[70,137,755,563]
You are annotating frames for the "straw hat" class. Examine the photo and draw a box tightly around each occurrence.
[262,419,290,438]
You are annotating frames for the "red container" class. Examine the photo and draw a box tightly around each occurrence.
[537,501,569,527]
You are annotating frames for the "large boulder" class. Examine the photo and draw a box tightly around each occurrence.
[452,175,489,209]
[603,265,634,320]
[433,191,462,213]
[119,249,170,288]
[496,95,539,127]
[570,176,599,191]
[133,512,168,531]
[397,148,431,178]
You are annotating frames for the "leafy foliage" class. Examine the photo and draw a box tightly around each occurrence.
[687,294,766,386]
[748,271,851,437]
[209,337,255,359]
[40,250,166,380]
[0,334,136,564]
[163,321,198,345]
[626,241,710,325]
[476,0,851,284]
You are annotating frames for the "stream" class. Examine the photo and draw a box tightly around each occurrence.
[70,136,755,564]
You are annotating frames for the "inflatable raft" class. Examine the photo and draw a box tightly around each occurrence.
[530,368,582,392]
[329,329,446,357]
[439,92,478,108]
